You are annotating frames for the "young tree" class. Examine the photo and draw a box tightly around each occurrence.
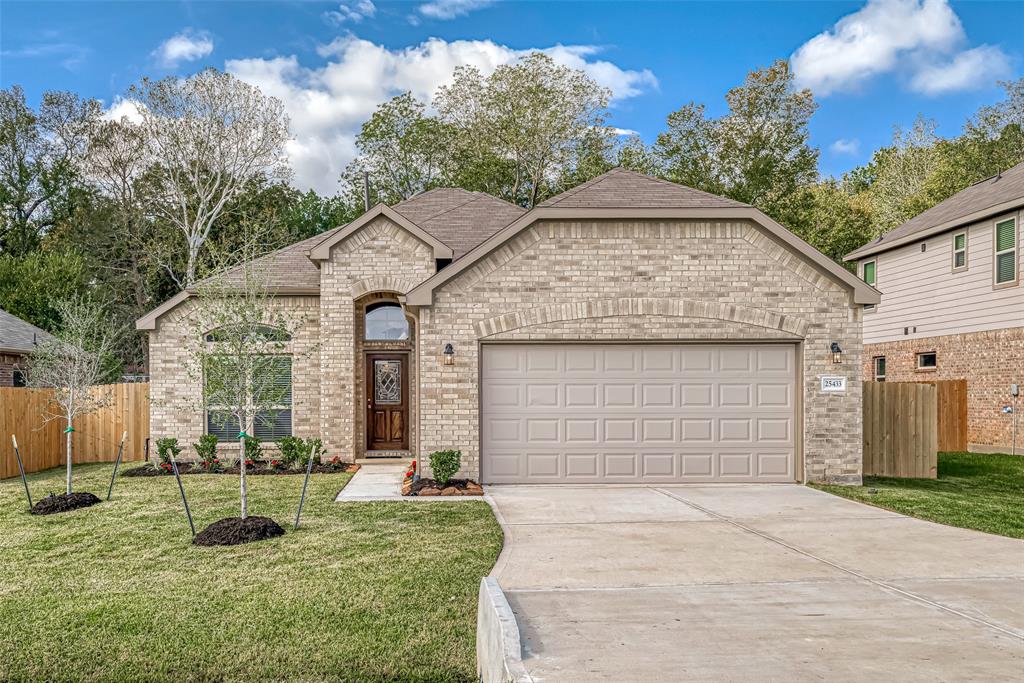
[186,227,299,519]
[26,297,121,494]
[341,93,451,205]
[0,86,100,254]
[435,52,614,207]
[129,68,291,288]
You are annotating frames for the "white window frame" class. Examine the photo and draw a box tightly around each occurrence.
[861,259,877,311]
[915,351,937,371]
[204,353,293,442]
[993,216,1018,289]
[951,230,968,273]
[873,356,886,382]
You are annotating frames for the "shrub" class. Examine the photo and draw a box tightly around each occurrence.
[429,450,461,486]
[155,438,181,466]
[244,436,262,462]
[193,434,219,468]
[277,436,323,468]
[300,438,323,466]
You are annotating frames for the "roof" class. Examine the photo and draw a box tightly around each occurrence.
[846,161,1024,260]
[539,167,749,209]
[0,307,55,355]
[406,168,880,306]
[394,189,526,259]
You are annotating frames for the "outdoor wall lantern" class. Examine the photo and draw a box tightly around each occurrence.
[830,342,843,364]
[443,343,455,366]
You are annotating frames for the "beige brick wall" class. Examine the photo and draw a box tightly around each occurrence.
[148,295,321,459]
[418,219,864,484]
[862,327,1024,451]
[318,217,436,461]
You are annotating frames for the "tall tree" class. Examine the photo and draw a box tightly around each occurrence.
[655,60,819,222]
[341,93,451,206]
[129,68,291,288]
[0,249,91,331]
[0,86,100,254]
[435,52,614,207]
[864,117,940,234]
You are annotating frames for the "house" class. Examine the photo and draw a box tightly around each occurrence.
[845,161,1024,453]
[0,307,54,387]
[138,169,879,484]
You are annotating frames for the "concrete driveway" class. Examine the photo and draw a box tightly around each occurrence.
[487,484,1024,682]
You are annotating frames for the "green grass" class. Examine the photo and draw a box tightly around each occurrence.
[813,451,1024,539]
[0,464,503,682]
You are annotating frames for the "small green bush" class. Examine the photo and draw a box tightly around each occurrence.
[244,436,262,462]
[155,438,181,466]
[193,434,219,467]
[278,436,323,468]
[429,450,461,486]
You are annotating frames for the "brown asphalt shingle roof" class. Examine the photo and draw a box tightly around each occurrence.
[0,307,55,355]
[846,160,1024,260]
[539,167,749,209]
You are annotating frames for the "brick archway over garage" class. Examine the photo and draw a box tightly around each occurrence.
[473,297,811,339]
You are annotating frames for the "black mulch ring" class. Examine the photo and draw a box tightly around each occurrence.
[30,492,102,515]
[193,516,285,546]
[123,463,358,477]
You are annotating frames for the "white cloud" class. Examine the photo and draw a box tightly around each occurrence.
[323,0,376,25]
[418,0,495,20]
[226,36,658,194]
[102,97,144,124]
[154,29,213,68]
[909,45,1012,95]
[829,138,860,155]
[791,0,1009,97]
[612,127,639,137]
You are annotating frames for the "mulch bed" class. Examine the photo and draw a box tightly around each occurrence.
[404,478,484,497]
[123,463,359,478]
[193,516,285,546]
[30,492,102,515]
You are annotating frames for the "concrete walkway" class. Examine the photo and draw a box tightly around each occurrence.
[488,484,1024,682]
[335,461,478,501]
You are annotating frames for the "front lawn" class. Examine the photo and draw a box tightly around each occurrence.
[0,464,502,682]
[814,451,1024,539]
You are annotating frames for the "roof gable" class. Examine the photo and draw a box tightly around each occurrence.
[307,204,454,262]
[846,160,1024,260]
[540,168,748,209]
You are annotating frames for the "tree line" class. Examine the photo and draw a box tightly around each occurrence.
[2,55,1022,374]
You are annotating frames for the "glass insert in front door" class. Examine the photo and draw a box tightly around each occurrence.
[374,360,401,404]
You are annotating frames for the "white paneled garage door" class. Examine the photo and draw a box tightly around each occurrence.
[481,344,797,484]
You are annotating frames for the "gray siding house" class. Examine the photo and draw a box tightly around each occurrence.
[139,169,879,484]
[846,161,1024,452]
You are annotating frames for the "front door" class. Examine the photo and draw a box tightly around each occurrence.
[366,353,409,450]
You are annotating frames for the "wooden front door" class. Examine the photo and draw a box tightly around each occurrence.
[365,353,409,450]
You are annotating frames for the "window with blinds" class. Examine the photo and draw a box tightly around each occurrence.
[862,260,877,310]
[952,231,967,271]
[205,355,292,442]
[995,218,1017,286]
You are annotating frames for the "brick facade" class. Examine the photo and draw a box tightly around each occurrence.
[863,327,1024,451]
[418,219,864,484]
[0,352,26,387]
[147,216,866,483]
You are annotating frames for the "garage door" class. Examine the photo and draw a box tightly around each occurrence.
[481,344,797,484]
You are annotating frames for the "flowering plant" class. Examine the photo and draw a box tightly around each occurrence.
[159,462,174,473]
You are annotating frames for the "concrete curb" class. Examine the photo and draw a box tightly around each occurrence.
[477,577,533,683]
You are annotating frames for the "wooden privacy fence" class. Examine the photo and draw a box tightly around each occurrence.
[922,379,968,452]
[0,383,149,479]
[863,382,938,478]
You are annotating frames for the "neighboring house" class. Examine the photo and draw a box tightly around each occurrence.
[138,169,879,484]
[0,307,54,387]
[846,161,1024,453]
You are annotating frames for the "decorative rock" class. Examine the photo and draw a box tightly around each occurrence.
[441,486,459,496]
[418,487,441,496]
[465,481,484,494]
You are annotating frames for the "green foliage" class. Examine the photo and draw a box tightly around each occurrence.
[243,436,262,462]
[193,434,219,467]
[0,250,90,332]
[155,438,181,466]
[277,435,322,468]
[429,449,461,486]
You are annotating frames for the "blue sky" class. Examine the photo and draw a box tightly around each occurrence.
[2,0,1020,194]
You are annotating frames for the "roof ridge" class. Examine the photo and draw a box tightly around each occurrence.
[541,168,623,207]
[394,192,480,226]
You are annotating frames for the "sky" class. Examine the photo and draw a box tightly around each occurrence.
[2,0,1021,195]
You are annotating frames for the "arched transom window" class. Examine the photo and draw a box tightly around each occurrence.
[365,303,410,341]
